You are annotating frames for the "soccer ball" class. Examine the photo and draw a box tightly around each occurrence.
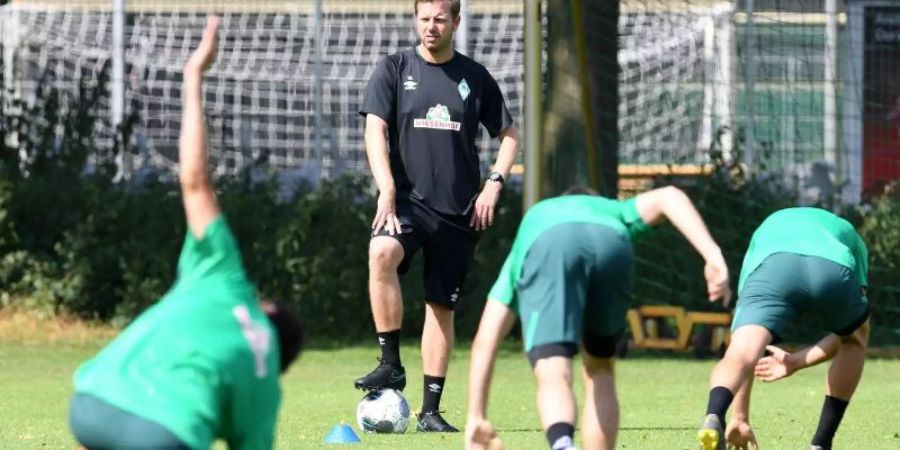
[356,388,411,434]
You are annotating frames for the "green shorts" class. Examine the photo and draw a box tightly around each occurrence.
[732,252,869,342]
[517,223,633,359]
[69,392,190,449]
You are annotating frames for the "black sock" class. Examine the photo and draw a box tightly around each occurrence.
[421,375,446,413]
[377,330,401,366]
[811,395,849,449]
[706,386,735,425]
[546,422,575,450]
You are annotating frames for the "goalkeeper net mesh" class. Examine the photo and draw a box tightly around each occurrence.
[1,0,523,180]
[1,0,728,179]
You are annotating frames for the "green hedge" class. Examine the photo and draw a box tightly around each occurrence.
[0,165,524,342]
[2,162,897,345]
[0,64,897,345]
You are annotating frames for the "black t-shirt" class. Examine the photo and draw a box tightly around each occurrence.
[360,47,513,217]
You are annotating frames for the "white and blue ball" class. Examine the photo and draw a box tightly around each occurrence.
[355,388,410,434]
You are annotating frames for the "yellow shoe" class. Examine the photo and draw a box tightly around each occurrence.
[697,414,724,450]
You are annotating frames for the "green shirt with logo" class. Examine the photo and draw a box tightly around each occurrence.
[74,217,281,449]
[739,207,868,292]
[488,195,649,311]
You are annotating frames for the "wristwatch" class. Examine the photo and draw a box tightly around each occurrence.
[487,171,505,185]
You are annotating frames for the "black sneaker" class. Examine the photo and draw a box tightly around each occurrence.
[353,358,406,391]
[416,410,459,433]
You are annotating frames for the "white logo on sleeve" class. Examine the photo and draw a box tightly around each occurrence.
[233,305,272,378]
[404,75,417,91]
[450,287,460,303]
[414,104,461,131]
[458,78,470,100]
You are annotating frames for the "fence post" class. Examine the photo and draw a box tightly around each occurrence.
[742,0,757,171]
[313,0,324,186]
[824,0,839,185]
[112,0,126,181]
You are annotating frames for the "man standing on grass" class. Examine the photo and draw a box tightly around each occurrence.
[355,0,519,433]
[465,186,732,450]
[68,17,303,450]
[697,207,870,450]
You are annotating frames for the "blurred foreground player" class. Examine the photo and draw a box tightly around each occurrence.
[68,17,303,450]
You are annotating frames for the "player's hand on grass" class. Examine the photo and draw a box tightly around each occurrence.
[703,250,732,307]
[372,190,402,235]
[470,182,501,231]
[754,345,795,382]
[465,417,503,450]
[725,419,759,450]
[184,16,220,75]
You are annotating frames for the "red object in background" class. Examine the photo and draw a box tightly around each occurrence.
[863,122,900,197]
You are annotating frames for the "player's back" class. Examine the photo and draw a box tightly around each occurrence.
[740,207,868,291]
[752,207,859,250]
[515,194,646,247]
[73,218,281,449]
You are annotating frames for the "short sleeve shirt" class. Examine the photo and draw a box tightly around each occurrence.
[488,195,650,311]
[738,207,869,292]
[74,217,281,449]
[360,47,514,217]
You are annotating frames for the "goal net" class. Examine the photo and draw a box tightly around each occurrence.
[1,0,524,183]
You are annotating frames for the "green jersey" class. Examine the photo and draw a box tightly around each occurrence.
[488,195,649,310]
[74,217,281,450]
[739,207,868,292]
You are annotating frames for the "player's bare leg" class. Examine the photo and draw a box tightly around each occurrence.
[709,325,771,395]
[811,321,869,450]
[581,355,618,450]
[418,302,458,432]
[354,237,407,391]
[700,325,771,450]
[422,302,453,378]
[534,356,578,449]
[368,237,404,332]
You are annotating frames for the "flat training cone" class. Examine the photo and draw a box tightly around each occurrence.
[324,424,361,444]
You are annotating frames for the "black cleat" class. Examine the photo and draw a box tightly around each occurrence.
[416,410,459,433]
[353,358,406,391]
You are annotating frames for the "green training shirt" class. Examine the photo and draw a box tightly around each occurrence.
[488,195,649,311]
[739,207,868,292]
[74,217,281,450]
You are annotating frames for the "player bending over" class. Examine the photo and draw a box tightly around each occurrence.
[68,17,303,450]
[697,207,870,450]
[465,186,731,450]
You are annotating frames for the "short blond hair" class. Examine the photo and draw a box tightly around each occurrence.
[414,0,460,18]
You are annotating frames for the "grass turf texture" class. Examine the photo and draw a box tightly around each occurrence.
[1,317,899,449]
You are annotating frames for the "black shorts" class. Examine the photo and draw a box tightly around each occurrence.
[372,198,478,310]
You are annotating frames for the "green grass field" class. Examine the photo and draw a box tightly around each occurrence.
[1,326,899,450]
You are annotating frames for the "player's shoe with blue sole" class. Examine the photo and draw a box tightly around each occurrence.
[353,358,406,391]
[697,414,725,450]
[416,410,459,433]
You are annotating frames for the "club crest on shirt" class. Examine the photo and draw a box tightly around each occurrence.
[414,104,461,131]
[458,78,470,100]
[404,75,417,91]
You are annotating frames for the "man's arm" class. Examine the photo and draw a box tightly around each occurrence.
[755,332,848,382]
[465,300,516,449]
[180,16,220,239]
[471,125,519,231]
[634,186,732,304]
[490,125,519,182]
[364,114,401,235]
